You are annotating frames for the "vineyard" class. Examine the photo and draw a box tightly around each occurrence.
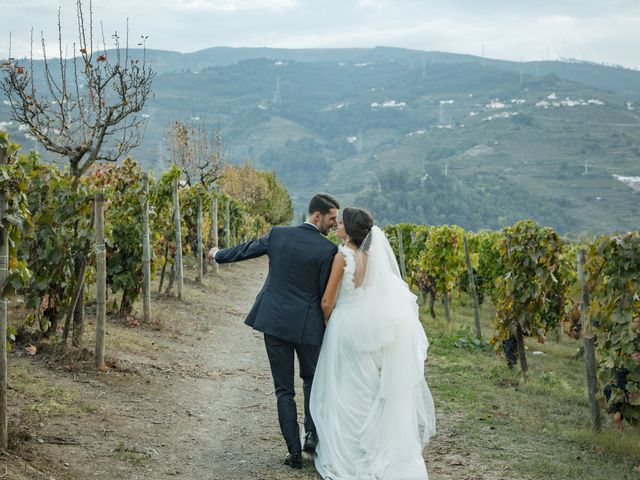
[383,221,640,431]
[0,131,293,449]
[0,128,638,477]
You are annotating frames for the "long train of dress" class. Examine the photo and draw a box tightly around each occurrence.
[310,243,435,480]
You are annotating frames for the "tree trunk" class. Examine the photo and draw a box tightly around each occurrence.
[396,227,407,280]
[197,196,203,283]
[210,197,219,274]
[42,292,60,338]
[578,249,601,431]
[443,292,451,323]
[516,322,528,376]
[225,200,231,248]
[141,173,151,323]
[66,167,88,347]
[172,178,183,300]
[463,236,482,339]
[72,279,85,348]
[94,193,106,370]
[583,336,602,431]
[118,289,130,319]
[158,241,169,293]
[0,144,9,448]
[166,260,175,295]
[429,291,436,319]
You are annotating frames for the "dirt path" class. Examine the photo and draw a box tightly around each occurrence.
[4,258,490,480]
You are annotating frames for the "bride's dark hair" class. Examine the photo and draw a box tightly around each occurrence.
[343,207,374,251]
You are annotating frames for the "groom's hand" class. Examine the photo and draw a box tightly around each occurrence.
[207,247,219,263]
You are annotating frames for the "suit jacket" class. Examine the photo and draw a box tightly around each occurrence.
[214,223,338,345]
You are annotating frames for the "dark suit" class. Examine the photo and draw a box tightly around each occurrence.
[215,223,337,454]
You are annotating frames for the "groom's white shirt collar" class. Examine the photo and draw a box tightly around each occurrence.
[304,221,319,230]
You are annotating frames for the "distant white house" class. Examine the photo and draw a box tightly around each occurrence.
[486,100,507,109]
[484,112,518,121]
[371,100,406,109]
[324,103,346,111]
[406,130,426,137]
[613,174,640,192]
[535,97,605,109]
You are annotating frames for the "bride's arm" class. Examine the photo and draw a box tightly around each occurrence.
[321,252,346,323]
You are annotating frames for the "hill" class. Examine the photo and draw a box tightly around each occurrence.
[2,47,639,234]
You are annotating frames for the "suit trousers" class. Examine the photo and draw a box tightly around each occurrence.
[263,333,321,454]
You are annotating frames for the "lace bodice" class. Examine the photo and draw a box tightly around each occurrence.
[337,245,358,301]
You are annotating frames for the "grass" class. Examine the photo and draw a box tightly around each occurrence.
[9,364,82,422]
[423,295,640,479]
[112,442,149,465]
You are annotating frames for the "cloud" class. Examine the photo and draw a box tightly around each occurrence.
[174,0,298,13]
[1,0,639,69]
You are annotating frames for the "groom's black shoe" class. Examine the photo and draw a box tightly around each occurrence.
[284,452,303,469]
[303,431,317,454]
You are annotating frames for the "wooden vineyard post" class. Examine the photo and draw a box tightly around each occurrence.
[556,316,563,344]
[0,144,9,448]
[94,193,106,370]
[577,249,602,431]
[463,236,482,340]
[443,293,452,323]
[396,226,407,280]
[141,173,151,323]
[225,199,231,249]
[173,177,184,300]
[211,197,219,273]
[197,195,203,283]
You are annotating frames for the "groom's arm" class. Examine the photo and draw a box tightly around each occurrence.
[214,230,272,264]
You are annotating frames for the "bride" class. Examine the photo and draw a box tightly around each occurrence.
[310,207,436,480]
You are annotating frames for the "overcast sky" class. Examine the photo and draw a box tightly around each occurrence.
[1,0,639,68]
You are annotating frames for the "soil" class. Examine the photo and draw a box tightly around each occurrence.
[2,258,494,480]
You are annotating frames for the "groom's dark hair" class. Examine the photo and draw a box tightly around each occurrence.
[308,193,340,215]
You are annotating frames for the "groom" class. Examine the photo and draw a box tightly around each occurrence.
[209,193,339,469]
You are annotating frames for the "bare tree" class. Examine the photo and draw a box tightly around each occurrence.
[165,119,225,277]
[167,119,224,187]
[1,0,154,346]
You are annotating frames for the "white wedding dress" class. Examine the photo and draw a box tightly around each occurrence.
[310,227,436,480]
